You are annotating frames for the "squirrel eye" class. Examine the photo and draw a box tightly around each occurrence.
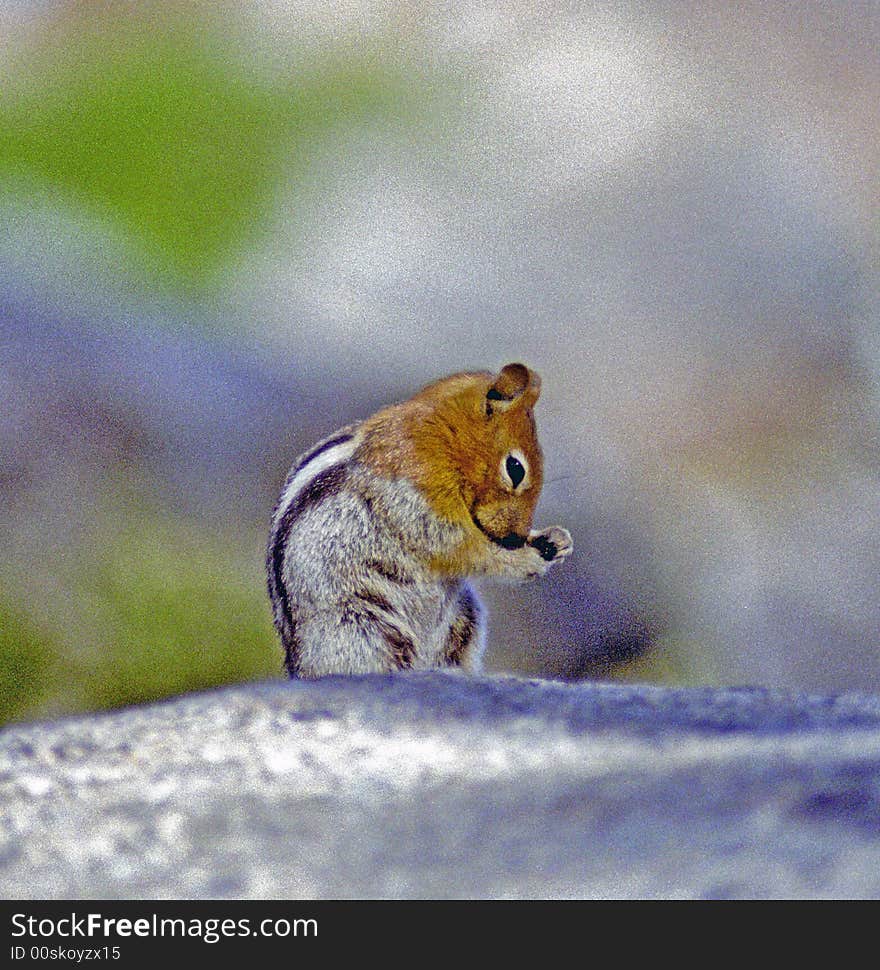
[505,454,526,489]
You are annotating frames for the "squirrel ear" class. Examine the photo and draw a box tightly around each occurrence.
[486,363,541,415]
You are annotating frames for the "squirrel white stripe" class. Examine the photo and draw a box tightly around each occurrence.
[274,437,358,525]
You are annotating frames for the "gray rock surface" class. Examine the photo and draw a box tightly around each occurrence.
[3,673,880,899]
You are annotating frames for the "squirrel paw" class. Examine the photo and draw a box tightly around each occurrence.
[528,526,573,564]
[505,526,572,579]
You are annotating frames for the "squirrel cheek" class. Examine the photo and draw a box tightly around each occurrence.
[514,502,537,537]
[479,499,533,542]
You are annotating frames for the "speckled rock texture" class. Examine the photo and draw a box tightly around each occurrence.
[3,673,880,899]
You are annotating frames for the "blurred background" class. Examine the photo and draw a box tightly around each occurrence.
[1,0,879,723]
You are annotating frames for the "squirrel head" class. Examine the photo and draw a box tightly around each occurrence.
[365,363,545,548]
[461,362,544,547]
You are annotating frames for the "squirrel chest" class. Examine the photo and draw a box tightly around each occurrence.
[267,363,572,678]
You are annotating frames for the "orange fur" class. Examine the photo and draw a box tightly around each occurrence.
[360,364,545,574]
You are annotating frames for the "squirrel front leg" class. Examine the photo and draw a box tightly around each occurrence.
[462,525,573,580]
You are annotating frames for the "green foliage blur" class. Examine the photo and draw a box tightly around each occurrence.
[0,602,54,724]
[0,515,281,724]
[77,517,280,712]
[0,13,412,293]
[0,8,422,722]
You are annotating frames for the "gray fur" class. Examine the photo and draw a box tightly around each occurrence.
[267,426,482,677]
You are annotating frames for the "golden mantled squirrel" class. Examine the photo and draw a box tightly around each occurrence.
[267,363,572,677]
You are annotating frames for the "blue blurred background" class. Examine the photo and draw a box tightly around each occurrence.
[2,0,879,722]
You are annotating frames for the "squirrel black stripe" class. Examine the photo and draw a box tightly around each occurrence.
[290,432,354,478]
[282,625,301,678]
[268,462,349,649]
[273,432,355,518]
[443,588,480,666]
[356,588,396,614]
[383,624,416,670]
[358,606,415,669]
